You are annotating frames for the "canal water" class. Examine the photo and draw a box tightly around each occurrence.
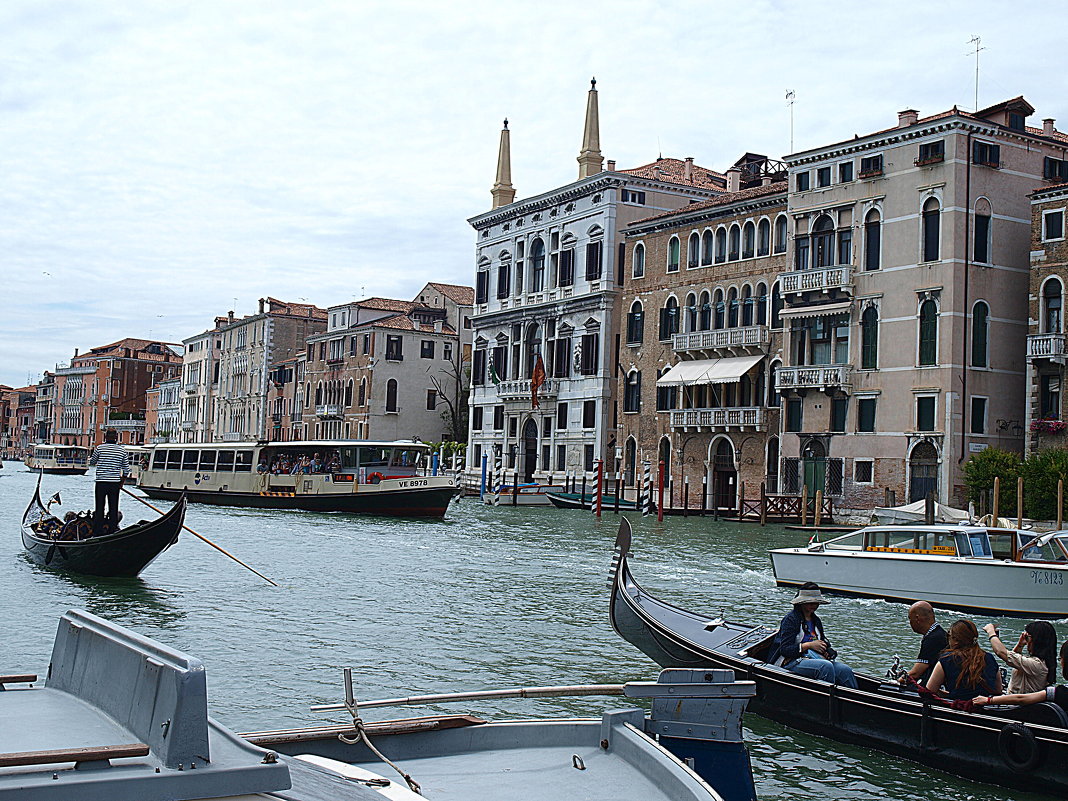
[1,466,1059,800]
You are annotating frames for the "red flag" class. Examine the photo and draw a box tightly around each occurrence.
[531,354,546,408]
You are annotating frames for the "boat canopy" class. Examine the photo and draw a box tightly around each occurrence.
[869,499,970,525]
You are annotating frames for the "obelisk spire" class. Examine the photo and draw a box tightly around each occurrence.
[577,78,603,180]
[491,118,516,209]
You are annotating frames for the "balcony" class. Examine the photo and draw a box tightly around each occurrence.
[316,404,343,419]
[669,406,767,431]
[1027,333,1067,361]
[673,326,769,356]
[780,265,853,295]
[56,427,83,435]
[496,378,559,403]
[184,382,198,393]
[105,418,145,430]
[271,412,284,424]
[181,420,196,431]
[222,432,244,441]
[54,364,97,376]
[776,365,852,392]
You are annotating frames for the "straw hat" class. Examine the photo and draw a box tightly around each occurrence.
[792,587,829,605]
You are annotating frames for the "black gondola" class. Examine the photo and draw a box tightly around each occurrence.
[608,517,1068,796]
[546,491,648,512]
[21,477,185,578]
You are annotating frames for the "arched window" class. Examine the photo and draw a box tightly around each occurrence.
[688,233,700,268]
[974,198,992,264]
[813,214,835,268]
[972,301,989,368]
[699,290,712,331]
[659,297,679,341]
[742,221,755,258]
[624,370,642,412]
[861,305,879,370]
[918,299,938,365]
[864,209,881,271]
[626,300,644,345]
[385,378,398,412]
[757,219,771,256]
[774,215,788,254]
[667,236,681,272]
[685,292,698,332]
[715,228,727,263]
[728,225,740,260]
[702,230,714,264]
[742,285,754,326]
[632,243,645,278]
[756,282,768,325]
[530,238,546,291]
[922,198,940,262]
[1044,278,1064,333]
[714,288,725,329]
[315,382,323,405]
[727,287,739,328]
[358,378,366,406]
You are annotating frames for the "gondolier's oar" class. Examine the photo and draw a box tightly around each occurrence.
[121,487,278,586]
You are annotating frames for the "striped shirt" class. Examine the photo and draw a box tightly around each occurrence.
[90,443,130,482]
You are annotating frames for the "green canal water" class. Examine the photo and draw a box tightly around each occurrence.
[1,466,1061,800]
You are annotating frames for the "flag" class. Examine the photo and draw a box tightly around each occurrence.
[531,354,546,408]
[489,358,501,386]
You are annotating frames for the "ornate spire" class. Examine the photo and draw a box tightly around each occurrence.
[577,78,603,179]
[491,118,515,209]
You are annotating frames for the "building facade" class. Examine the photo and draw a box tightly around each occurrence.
[145,377,181,444]
[779,98,1067,507]
[180,325,223,443]
[466,82,725,484]
[34,373,54,445]
[621,174,788,509]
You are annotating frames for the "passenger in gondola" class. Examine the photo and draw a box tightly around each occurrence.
[983,621,1058,693]
[767,582,858,688]
[898,601,948,685]
[925,619,1002,700]
[974,641,1068,712]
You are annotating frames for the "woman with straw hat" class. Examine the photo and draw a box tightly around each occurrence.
[767,582,858,688]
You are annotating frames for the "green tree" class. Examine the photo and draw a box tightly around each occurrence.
[962,448,1021,514]
[1021,449,1068,520]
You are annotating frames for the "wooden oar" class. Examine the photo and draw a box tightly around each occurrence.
[121,487,278,587]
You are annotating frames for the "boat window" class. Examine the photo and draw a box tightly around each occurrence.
[182,450,199,471]
[216,450,235,471]
[358,447,390,468]
[199,451,217,471]
[987,533,1015,560]
[954,532,993,558]
[340,447,357,468]
[863,529,956,554]
[235,451,254,472]
[152,450,167,469]
[1018,534,1068,563]
[166,450,182,470]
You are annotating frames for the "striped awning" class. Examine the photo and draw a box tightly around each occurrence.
[657,354,764,387]
[777,301,852,319]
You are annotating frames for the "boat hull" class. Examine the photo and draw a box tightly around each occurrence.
[609,519,1068,797]
[31,467,89,476]
[770,548,1068,617]
[546,491,644,512]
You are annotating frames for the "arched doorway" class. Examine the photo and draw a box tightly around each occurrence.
[521,419,538,483]
[801,438,827,495]
[766,436,780,493]
[909,441,940,502]
[658,437,671,488]
[711,438,736,511]
[624,437,637,486]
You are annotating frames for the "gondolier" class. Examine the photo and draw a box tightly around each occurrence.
[91,429,130,534]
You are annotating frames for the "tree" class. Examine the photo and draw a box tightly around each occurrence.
[962,448,1021,513]
[1021,449,1068,520]
[427,344,470,443]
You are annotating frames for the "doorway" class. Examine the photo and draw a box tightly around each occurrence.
[522,418,538,483]
[711,438,737,511]
[801,438,827,496]
[909,441,939,502]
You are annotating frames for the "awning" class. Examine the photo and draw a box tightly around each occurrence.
[777,300,852,319]
[656,354,764,387]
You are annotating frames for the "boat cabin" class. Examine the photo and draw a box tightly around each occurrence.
[813,525,1068,564]
[26,444,90,472]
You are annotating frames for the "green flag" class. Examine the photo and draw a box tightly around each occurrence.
[489,359,501,386]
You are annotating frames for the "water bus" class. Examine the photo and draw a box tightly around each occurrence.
[137,440,457,518]
[24,444,90,475]
[125,444,150,484]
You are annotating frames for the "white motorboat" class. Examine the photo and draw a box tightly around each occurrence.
[770,525,1068,618]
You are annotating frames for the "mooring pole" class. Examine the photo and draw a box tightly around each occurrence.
[657,460,665,522]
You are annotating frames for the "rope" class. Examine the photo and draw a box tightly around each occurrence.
[338,700,422,795]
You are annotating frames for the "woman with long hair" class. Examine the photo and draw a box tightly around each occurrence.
[975,641,1068,711]
[983,620,1057,692]
[926,619,1002,700]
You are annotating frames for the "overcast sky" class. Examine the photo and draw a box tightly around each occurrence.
[1,0,1065,387]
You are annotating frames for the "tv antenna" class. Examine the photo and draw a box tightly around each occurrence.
[967,36,985,112]
[786,90,796,152]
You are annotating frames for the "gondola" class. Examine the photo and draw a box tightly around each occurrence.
[608,516,1068,796]
[546,491,648,512]
[21,476,185,577]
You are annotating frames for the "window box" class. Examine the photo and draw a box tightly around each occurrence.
[858,167,884,179]
[1030,418,1067,435]
[914,155,944,167]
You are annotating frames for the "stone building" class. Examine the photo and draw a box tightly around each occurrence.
[620,172,788,510]
[145,377,181,443]
[0,385,36,458]
[179,325,223,443]
[34,373,54,445]
[266,355,307,442]
[211,298,326,442]
[1025,182,1068,451]
[466,81,725,485]
[779,97,1068,508]
[302,283,472,443]
[50,339,183,448]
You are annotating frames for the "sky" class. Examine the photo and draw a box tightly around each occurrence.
[1,0,1066,387]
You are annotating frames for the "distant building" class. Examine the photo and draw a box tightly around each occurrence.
[50,339,183,448]
[34,373,54,444]
[145,377,181,444]
[1025,182,1068,451]
[266,354,306,442]
[0,385,34,458]
[179,325,223,443]
[466,81,725,485]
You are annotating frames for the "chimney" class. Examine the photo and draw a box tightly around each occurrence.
[898,109,919,127]
[434,320,443,333]
[761,176,772,186]
[606,159,616,172]
[258,298,265,314]
[726,167,741,193]
[227,310,234,323]
[1045,118,1056,136]
[73,348,79,357]
[683,157,694,182]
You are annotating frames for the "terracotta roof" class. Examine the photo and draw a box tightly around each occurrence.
[373,313,456,335]
[1032,181,1068,198]
[357,297,418,313]
[631,181,787,226]
[266,297,328,319]
[426,282,475,305]
[83,338,182,358]
[619,157,725,188]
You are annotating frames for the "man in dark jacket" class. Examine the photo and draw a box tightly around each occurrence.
[767,582,858,688]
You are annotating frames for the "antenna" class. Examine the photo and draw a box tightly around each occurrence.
[967,36,985,112]
[786,90,796,152]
